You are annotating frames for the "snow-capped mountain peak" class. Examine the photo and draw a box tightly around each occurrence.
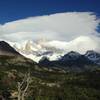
[8,40,65,62]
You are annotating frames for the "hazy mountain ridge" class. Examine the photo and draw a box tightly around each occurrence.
[39,51,100,72]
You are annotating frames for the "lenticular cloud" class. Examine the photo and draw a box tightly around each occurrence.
[0,12,99,41]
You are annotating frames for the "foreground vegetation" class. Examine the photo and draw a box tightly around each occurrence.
[0,63,100,100]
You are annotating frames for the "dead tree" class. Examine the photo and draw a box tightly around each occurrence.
[17,73,31,100]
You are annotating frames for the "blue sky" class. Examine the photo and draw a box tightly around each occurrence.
[0,0,100,24]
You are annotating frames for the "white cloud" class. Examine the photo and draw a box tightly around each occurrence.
[0,12,100,53]
[0,12,99,41]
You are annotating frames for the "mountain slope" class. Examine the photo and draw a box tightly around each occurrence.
[0,41,37,70]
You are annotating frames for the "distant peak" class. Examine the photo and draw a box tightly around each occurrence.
[67,51,81,56]
[68,51,79,54]
[85,50,99,55]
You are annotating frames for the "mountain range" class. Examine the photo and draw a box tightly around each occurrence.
[0,40,100,72]
[8,38,99,63]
